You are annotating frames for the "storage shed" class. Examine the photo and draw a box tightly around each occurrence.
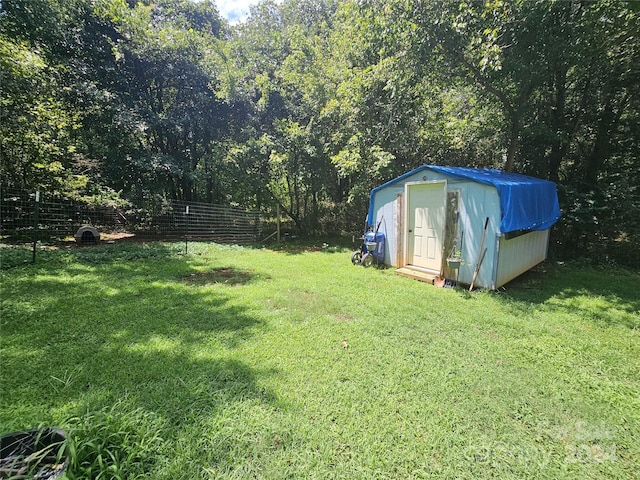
[367,166,561,289]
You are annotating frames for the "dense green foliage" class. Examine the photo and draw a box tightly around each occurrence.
[1,242,639,478]
[1,0,638,264]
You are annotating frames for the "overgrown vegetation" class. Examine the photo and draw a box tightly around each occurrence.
[1,242,638,478]
[1,0,638,265]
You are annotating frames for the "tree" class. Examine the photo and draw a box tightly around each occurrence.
[1,0,637,263]
[0,0,86,192]
[221,0,340,232]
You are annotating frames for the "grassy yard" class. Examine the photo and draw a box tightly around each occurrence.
[1,241,639,479]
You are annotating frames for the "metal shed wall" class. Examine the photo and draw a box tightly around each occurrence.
[369,169,552,289]
[495,230,550,287]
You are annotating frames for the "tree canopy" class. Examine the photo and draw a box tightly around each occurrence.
[1,0,638,265]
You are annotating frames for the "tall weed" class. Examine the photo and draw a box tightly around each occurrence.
[63,402,165,479]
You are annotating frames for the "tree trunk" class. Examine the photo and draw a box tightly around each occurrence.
[548,65,568,182]
[583,93,628,187]
[504,118,520,173]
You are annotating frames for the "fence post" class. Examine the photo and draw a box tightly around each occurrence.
[32,190,40,264]
[276,203,281,242]
[185,205,189,254]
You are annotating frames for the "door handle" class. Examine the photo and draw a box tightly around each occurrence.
[408,229,413,232]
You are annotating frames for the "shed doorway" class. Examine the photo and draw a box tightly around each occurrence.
[405,181,446,272]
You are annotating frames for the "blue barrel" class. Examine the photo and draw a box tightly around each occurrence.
[364,231,385,263]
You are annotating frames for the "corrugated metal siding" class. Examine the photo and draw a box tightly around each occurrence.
[495,229,549,287]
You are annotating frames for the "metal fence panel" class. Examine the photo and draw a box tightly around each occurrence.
[1,190,263,243]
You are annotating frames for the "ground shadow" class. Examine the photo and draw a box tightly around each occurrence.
[178,267,265,286]
[486,263,640,329]
[1,252,280,444]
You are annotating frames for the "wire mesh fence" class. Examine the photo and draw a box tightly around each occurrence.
[1,190,265,244]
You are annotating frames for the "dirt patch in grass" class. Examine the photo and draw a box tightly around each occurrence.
[268,245,324,254]
[179,268,257,286]
[100,232,138,242]
[333,313,354,323]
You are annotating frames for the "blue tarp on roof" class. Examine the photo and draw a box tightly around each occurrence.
[368,166,561,233]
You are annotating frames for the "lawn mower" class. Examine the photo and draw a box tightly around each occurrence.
[351,217,385,267]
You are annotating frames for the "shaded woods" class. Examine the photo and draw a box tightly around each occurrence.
[1,0,638,265]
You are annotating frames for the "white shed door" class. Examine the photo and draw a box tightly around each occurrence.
[407,182,446,271]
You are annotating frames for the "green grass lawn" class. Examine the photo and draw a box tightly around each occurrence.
[1,241,639,479]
